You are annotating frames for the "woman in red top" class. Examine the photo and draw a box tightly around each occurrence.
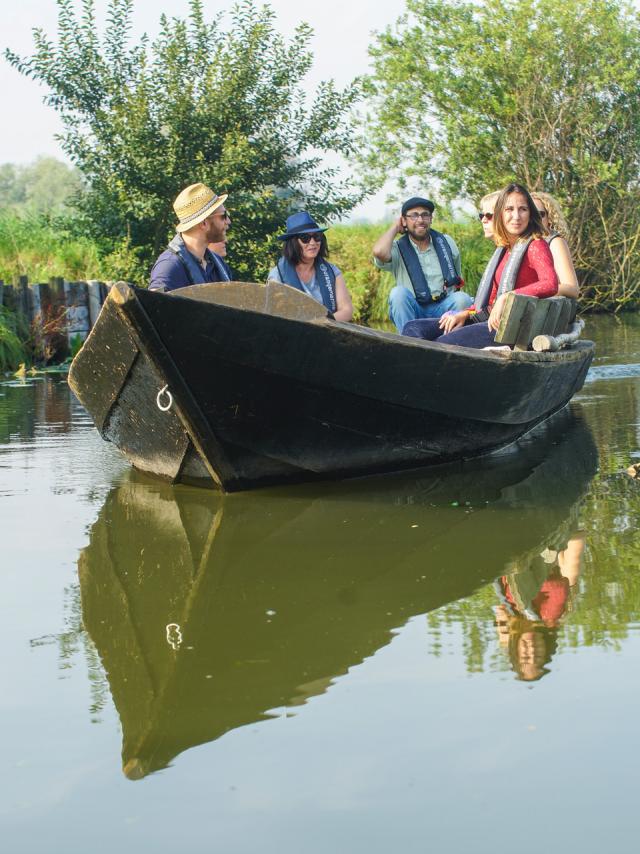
[402,183,558,348]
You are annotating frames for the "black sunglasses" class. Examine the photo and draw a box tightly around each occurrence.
[478,211,493,221]
[298,233,323,244]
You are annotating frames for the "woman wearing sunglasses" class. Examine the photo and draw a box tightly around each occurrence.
[268,211,354,321]
[403,183,557,348]
[531,192,579,299]
[478,191,500,240]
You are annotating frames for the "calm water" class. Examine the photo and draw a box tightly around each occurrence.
[2,315,640,853]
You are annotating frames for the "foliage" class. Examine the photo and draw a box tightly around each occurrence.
[362,0,640,311]
[0,209,101,282]
[0,306,27,372]
[6,0,363,282]
[0,157,84,215]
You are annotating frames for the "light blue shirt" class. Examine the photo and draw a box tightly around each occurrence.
[373,234,461,298]
[268,262,342,307]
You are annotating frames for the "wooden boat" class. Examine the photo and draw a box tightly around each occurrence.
[78,409,597,777]
[68,280,595,491]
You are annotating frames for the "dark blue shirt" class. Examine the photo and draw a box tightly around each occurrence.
[149,247,226,292]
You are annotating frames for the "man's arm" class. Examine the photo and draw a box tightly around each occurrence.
[372,216,404,264]
[149,252,190,292]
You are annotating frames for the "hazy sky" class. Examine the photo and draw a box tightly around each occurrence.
[1,0,402,219]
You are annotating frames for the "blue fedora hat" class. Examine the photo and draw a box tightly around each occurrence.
[278,211,328,240]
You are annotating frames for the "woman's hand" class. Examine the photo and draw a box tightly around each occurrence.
[333,274,354,322]
[488,293,508,332]
[439,310,469,334]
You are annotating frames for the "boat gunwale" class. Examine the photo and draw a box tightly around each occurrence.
[166,284,594,366]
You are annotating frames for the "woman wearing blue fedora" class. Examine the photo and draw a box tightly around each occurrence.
[268,211,354,321]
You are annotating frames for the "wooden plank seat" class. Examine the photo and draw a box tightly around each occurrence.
[495,293,579,351]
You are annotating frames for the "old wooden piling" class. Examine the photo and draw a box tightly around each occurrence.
[0,275,110,364]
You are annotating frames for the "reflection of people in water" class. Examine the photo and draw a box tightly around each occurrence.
[495,533,586,681]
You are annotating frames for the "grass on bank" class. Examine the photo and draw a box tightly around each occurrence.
[0,210,495,371]
[0,210,493,325]
[0,306,27,371]
[0,210,102,283]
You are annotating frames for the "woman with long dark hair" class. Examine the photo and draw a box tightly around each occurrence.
[268,211,353,322]
[403,183,558,348]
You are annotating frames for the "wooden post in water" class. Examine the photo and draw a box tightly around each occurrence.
[30,282,69,364]
[30,282,49,321]
[48,277,69,359]
[64,281,91,350]
[49,277,66,316]
[2,284,16,313]
[87,280,107,328]
[13,275,33,325]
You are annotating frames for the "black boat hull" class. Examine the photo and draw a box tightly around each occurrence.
[68,282,595,491]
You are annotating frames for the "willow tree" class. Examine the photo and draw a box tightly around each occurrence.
[6,0,362,282]
[362,0,640,310]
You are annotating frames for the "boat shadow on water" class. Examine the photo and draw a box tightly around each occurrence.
[78,407,598,779]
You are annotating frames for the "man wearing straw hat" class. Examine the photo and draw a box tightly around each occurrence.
[149,183,232,291]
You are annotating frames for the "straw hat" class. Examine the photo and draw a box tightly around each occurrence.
[173,183,228,233]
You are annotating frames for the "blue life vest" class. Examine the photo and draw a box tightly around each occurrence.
[396,230,462,305]
[276,258,337,313]
[167,233,230,285]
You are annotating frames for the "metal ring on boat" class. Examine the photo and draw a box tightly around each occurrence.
[166,622,182,650]
[156,385,173,412]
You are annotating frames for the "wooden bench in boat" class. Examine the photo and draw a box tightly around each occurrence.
[494,293,580,352]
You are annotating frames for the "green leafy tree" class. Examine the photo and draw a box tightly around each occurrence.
[0,157,83,214]
[362,0,640,309]
[21,156,85,213]
[0,164,26,207]
[6,0,363,283]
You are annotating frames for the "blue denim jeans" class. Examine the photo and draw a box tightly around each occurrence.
[388,285,473,332]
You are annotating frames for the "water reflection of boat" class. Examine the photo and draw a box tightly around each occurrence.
[78,409,597,778]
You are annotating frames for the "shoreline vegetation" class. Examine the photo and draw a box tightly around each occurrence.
[0,211,493,372]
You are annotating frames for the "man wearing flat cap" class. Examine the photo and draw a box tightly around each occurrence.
[372,197,472,332]
[149,183,232,292]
